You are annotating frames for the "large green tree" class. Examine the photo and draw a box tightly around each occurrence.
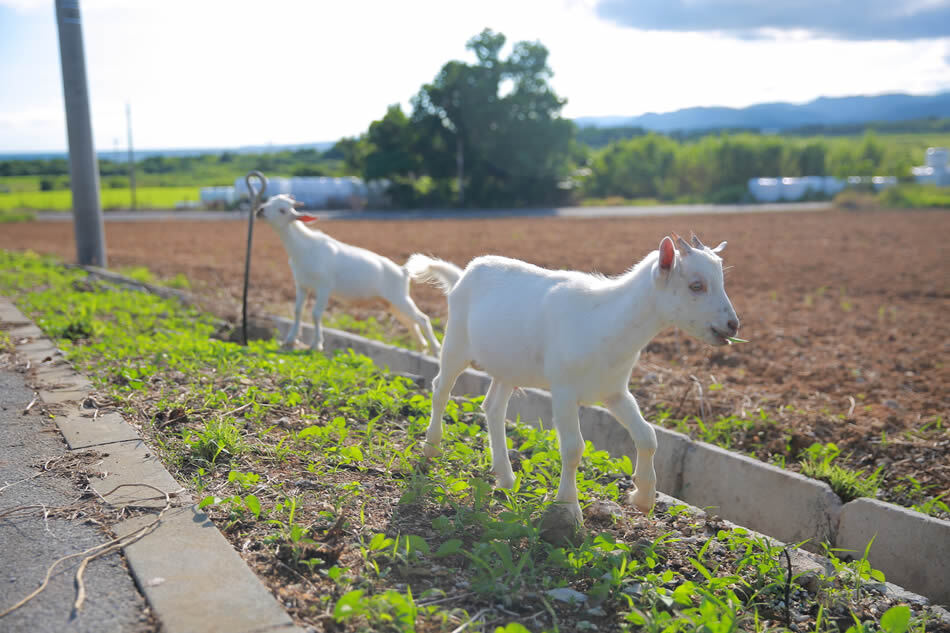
[371,28,575,208]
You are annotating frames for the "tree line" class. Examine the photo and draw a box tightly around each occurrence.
[3,29,946,206]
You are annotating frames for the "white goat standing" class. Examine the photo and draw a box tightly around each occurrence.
[256,194,441,352]
[407,234,739,529]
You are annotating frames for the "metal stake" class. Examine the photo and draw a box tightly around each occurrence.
[241,171,267,346]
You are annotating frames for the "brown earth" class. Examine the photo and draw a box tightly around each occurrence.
[2,208,948,512]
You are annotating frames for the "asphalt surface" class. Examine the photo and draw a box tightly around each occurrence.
[34,201,832,223]
[0,367,152,633]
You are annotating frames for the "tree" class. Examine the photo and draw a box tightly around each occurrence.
[408,29,574,207]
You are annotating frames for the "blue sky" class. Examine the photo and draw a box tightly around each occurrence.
[2,0,949,152]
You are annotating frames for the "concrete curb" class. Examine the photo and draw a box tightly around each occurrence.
[0,297,303,633]
[273,316,950,606]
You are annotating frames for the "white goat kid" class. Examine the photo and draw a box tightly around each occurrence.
[256,194,441,352]
[408,234,739,528]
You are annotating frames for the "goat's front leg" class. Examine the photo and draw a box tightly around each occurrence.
[483,380,515,488]
[309,288,330,352]
[551,390,584,525]
[282,285,306,350]
[604,391,657,514]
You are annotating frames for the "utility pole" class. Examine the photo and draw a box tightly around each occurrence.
[55,0,106,266]
[126,102,136,210]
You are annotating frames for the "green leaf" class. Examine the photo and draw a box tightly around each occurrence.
[198,495,218,510]
[880,605,911,633]
[369,532,391,551]
[405,534,430,556]
[297,425,321,439]
[244,494,261,518]
[435,539,463,557]
[333,589,365,621]
[672,581,695,606]
[494,623,532,633]
[618,455,634,477]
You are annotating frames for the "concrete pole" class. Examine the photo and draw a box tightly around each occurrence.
[55,0,106,267]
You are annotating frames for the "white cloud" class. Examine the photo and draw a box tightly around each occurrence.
[1,0,949,152]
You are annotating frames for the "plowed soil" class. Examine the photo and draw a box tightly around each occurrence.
[3,208,947,512]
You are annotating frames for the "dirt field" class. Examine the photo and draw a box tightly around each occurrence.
[2,208,948,511]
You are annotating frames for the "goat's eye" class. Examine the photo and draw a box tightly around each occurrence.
[689,281,706,292]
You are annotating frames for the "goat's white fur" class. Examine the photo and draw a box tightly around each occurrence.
[258,194,441,352]
[407,235,739,524]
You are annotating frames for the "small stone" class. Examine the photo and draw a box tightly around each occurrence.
[624,582,644,596]
[540,504,585,546]
[587,499,623,521]
[883,399,900,410]
[585,606,607,617]
[545,587,587,605]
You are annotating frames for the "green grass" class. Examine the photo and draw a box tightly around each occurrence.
[0,208,36,223]
[799,443,883,502]
[0,186,200,211]
[877,184,950,209]
[2,249,945,633]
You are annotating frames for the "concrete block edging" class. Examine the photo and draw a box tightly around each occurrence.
[0,296,303,633]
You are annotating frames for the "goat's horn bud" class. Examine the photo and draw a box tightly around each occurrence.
[673,233,692,253]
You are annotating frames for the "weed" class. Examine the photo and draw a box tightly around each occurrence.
[800,443,882,502]
[2,249,942,633]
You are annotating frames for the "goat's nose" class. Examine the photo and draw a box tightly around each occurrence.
[727,319,739,336]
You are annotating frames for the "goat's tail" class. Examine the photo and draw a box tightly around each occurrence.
[405,254,463,295]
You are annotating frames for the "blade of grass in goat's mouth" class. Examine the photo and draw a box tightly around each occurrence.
[726,336,749,344]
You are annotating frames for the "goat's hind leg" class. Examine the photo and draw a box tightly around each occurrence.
[423,325,469,458]
[483,380,515,489]
[604,391,658,513]
[389,295,441,353]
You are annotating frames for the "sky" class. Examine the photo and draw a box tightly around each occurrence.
[2,0,949,153]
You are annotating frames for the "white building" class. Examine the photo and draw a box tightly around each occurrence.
[199,186,239,207]
[911,147,950,186]
[232,176,387,209]
[748,176,846,202]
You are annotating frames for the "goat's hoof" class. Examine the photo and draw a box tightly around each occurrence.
[309,344,325,353]
[422,442,441,459]
[540,503,585,546]
[494,472,516,490]
[626,488,656,514]
[280,340,296,351]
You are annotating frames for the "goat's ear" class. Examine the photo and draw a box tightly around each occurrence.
[711,241,727,253]
[659,236,676,271]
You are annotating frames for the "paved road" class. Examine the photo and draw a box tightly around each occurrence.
[0,368,152,633]
[34,201,832,223]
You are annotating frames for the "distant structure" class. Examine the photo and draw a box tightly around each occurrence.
[200,176,389,210]
[749,146,950,202]
[747,176,895,202]
[911,147,950,186]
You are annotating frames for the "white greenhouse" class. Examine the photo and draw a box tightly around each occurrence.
[911,147,950,186]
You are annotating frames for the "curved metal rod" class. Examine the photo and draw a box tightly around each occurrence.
[241,171,267,345]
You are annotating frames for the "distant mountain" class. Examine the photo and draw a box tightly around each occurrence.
[574,92,950,132]
[0,141,336,162]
